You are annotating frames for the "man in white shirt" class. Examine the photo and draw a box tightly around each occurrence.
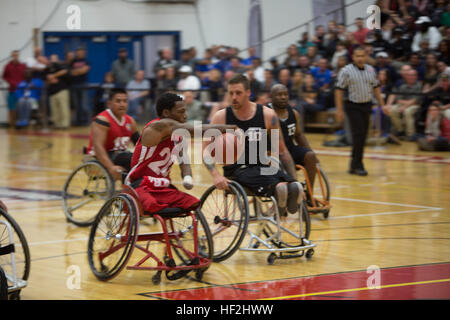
[126,70,150,120]
[411,16,442,52]
[177,65,201,91]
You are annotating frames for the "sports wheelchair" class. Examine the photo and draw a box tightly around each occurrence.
[62,148,127,227]
[296,164,331,219]
[87,185,213,285]
[199,180,316,265]
[0,206,31,300]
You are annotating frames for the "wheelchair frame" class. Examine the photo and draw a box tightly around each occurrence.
[296,164,331,219]
[200,180,316,265]
[88,185,213,285]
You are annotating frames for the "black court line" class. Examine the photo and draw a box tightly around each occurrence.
[136,261,450,298]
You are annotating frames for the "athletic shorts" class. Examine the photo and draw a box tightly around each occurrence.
[223,164,296,197]
[132,177,200,214]
[288,146,312,166]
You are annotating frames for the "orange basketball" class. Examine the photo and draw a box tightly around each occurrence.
[213,132,244,165]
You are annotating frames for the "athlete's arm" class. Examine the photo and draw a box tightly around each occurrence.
[91,116,124,181]
[129,117,140,145]
[202,109,232,190]
[264,107,297,179]
[292,109,312,149]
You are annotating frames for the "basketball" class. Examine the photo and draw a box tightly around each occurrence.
[213,132,244,165]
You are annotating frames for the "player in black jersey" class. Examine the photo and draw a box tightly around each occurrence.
[203,74,304,216]
[270,84,319,190]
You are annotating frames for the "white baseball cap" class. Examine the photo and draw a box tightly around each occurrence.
[179,65,192,73]
[376,52,389,58]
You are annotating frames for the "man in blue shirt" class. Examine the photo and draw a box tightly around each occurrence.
[310,58,332,91]
[15,68,44,128]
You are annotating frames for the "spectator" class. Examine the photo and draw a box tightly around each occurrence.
[251,57,265,83]
[337,23,347,42]
[70,47,91,126]
[436,40,450,65]
[196,48,215,78]
[353,17,371,45]
[157,66,178,93]
[177,49,195,70]
[297,32,314,55]
[437,61,450,78]
[389,26,411,62]
[228,56,246,74]
[283,44,300,74]
[332,55,349,78]
[343,32,359,57]
[183,90,205,123]
[201,68,223,102]
[394,64,413,87]
[305,45,322,66]
[25,47,48,79]
[14,68,44,128]
[423,53,440,93]
[269,56,284,81]
[411,16,442,52]
[409,52,426,80]
[2,50,26,127]
[153,48,177,74]
[177,65,201,92]
[93,72,116,116]
[262,69,277,92]
[330,41,348,70]
[441,3,450,27]
[46,54,71,130]
[369,29,391,56]
[111,48,135,89]
[126,70,150,120]
[213,47,232,74]
[417,103,450,151]
[310,58,332,91]
[297,55,313,75]
[374,52,399,84]
[241,46,259,67]
[277,68,293,97]
[290,70,304,101]
[373,69,394,138]
[312,25,327,55]
[430,0,447,27]
[245,69,263,102]
[385,69,423,139]
[299,73,325,122]
[417,39,433,60]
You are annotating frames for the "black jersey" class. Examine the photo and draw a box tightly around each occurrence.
[224,104,270,171]
[268,103,297,150]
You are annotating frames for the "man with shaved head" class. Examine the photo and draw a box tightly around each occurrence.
[269,84,319,196]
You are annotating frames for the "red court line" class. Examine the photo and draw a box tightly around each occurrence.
[146,262,450,300]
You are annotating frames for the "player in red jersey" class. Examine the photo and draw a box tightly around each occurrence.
[126,92,236,214]
[86,88,140,181]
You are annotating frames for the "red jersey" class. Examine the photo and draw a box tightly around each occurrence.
[86,109,134,155]
[126,118,181,184]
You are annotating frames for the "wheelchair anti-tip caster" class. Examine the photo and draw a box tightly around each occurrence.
[267,253,277,265]
[152,271,162,285]
[305,249,314,259]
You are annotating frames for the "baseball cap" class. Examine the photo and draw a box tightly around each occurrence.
[376,52,389,58]
[415,16,431,24]
[179,65,192,73]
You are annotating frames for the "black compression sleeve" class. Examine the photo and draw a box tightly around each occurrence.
[131,131,140,145]
[94,118,110,127]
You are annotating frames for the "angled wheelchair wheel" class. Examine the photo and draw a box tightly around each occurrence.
[199,181,249,262]
[317,166,331,218]
[62,161,115,227]
[0,208,31,288]
[87,193,138,281]
[262,201,311,249]
[169,209,214,267]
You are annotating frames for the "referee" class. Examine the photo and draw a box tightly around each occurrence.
[335,47,385,176]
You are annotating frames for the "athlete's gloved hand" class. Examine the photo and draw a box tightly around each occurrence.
[183,175,194,190]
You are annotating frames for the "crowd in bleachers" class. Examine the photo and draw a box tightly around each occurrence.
[2,0,450,151]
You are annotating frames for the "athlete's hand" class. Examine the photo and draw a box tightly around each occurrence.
[109,165,126,181]
[182,175,194,190]
[213,174,231,190]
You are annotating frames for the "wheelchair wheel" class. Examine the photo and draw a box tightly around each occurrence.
[262,201,311,249]
[62,161,115,227]
[199,181,249,262]
[318,166,331,218]
[0,208,31,288]
[0,266,7,300]
[169,209,214,268]
[87,193,138,281]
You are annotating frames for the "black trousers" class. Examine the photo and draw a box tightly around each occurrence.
[344,102,372,170]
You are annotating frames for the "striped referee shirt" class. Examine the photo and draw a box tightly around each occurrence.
[336,63,379,103]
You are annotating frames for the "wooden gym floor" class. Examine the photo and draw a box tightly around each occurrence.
[0,126,449,300]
